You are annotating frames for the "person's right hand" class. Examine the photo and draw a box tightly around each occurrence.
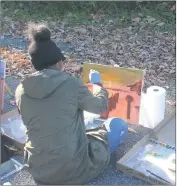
[89,69,101,84]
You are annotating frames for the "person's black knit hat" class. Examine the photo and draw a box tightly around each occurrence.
[28,23,65,71]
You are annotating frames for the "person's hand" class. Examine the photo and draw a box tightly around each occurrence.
[89,69,101,84]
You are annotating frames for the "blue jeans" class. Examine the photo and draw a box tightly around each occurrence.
[104,118,128,153]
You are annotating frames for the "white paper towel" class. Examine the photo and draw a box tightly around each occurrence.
[84,111,100,125]
[139,86,166,129]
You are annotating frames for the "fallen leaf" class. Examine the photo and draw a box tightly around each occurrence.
[170,5,176,12]
[157,22,165,27]
[75,28,87,34]
[132,17,141,23]
[146,16,156,23]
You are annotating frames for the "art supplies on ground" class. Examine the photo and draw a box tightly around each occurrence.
[0,109,25,152]
[83,63,145,125]
[117,110,176,185]
[1,111,26,144]
[0,158,24,181]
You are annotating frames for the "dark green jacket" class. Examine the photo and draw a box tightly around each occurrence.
[15,68,110,184]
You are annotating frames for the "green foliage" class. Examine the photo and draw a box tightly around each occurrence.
[1,1,175,31]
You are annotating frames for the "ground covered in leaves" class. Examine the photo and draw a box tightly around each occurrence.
[0,47,83,78]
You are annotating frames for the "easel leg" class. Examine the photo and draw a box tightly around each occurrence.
[5,82,14,97]
[0,78,5,114]
[0,60,6,114]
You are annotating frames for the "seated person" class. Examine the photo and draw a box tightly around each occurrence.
[15,23,128,185]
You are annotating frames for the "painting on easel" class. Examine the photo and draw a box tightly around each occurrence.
[83,63,145,125]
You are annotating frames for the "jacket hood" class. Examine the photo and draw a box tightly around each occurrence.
[21,69,68,99]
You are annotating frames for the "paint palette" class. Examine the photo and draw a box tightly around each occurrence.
[117,110,176,185]
[124,140,176,185]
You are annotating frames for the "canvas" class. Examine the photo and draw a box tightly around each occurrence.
[83,63,145,125]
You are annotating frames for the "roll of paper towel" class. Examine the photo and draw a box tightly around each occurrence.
[139,86,166,129]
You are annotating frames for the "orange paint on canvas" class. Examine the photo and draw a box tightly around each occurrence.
[83,63,144,125]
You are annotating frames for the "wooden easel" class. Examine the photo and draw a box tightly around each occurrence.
[0,76,5,114]
[0,80,14,114]
[0,60,14,114]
